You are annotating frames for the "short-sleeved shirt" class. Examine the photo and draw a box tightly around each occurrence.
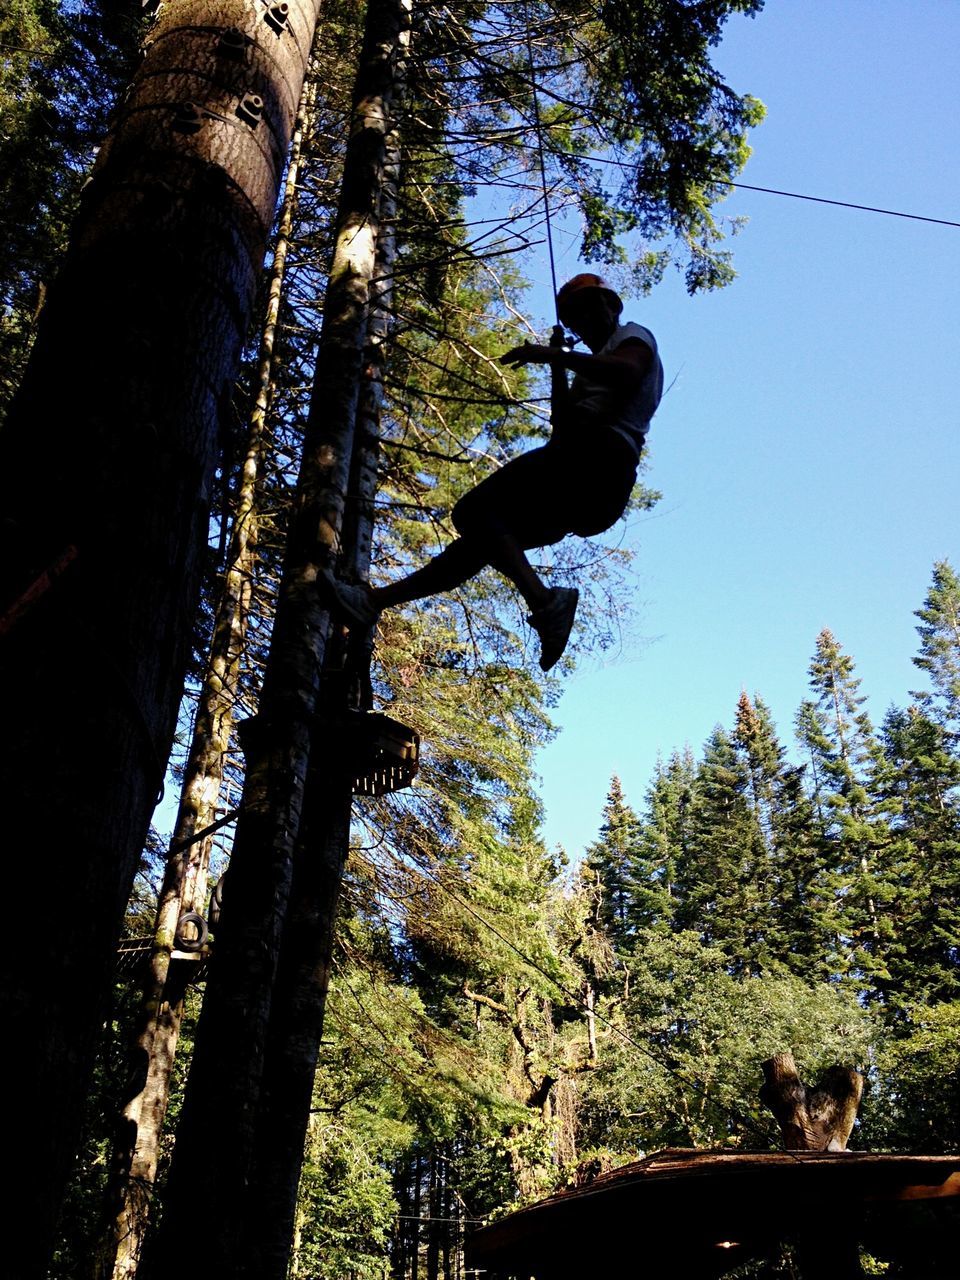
[567,321,663,458]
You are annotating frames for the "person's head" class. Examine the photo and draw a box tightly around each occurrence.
[556,273,623,348]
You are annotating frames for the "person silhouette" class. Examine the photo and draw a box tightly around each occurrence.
[323,273,663,671]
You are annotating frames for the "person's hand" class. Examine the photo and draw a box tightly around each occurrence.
[498,342,560,367]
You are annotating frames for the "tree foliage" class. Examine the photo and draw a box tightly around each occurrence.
[0,0,144,412]
[17,5,960,1279]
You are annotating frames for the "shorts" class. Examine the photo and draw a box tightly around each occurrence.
[451,427,638,549]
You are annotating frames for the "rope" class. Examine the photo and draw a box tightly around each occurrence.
[523,5,561,324]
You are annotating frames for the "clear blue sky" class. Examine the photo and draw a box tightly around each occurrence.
[534,1,960,858]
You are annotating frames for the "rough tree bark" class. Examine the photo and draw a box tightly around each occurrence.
[149,3,410,1274]
[0,0,323,1271]
[242,82,406,1280]
[101,79,317,1280]
[760,1051,864,1152]
[760,1058,868,1275]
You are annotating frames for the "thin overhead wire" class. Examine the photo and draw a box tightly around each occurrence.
[719,179,960,229]
[0,41,54,57]
[523,9,561,319]
[443,15,959,237]
[514,136,960,233]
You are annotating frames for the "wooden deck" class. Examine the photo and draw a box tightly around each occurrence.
[467,1149,960,1279]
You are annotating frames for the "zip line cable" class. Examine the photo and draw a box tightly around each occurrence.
[571,148,960,229]
[456,24,960,237]
[720,179,960,230]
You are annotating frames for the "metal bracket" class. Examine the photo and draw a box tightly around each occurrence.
[172,100,203,134]
[264,1,290,33]
[236,93,264,128]
[215,27,247,60]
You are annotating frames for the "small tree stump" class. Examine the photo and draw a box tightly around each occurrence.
[760,1051,864,1151]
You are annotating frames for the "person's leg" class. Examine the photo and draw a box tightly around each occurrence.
[321,524,576,670]
[374,527,574,671]
[374,446,561,611]
[363,528,551,612]
[480,532,553,610]
[321,444,574,664]
[452,494,578,672]
[319,531,507,627]
[373,536,487,608]
[322,523,557,627]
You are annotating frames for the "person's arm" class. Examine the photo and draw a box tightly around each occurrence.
[500,338,651,393]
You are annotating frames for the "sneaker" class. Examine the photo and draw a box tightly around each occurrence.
[528,586,579,671]
[318,568,380,629]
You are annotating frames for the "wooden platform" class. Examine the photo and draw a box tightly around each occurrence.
[467,1149,960,1279]
[115,937,212,981]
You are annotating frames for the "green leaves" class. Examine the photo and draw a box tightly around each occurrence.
[0,0,145,417]
[577,928,872,1152]
[912,558,960,739]
[552,0,766,291]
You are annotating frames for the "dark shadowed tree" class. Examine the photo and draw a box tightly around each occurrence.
[149,4,413,1275]
[0,0,144,413]
[99,73,323,1280]
[0,0,324,1268]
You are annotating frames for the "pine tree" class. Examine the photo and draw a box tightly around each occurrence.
[795,629,903,997]
[635,749,695,934]
[665,695,822,978]
[733,692,823,970]
[584,777,644,948]
[674,725,777,974]
[881,705,960,1009]
[912,558,960,743]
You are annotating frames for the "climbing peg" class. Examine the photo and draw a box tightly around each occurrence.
[171,101,203,134]
[236,93,264,128]
[264,1,290,33]
[215,27,247,60]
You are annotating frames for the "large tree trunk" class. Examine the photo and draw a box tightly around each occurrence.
[242,736,355,1277]
[241,69,405,1280]
[149,3,410,1273]
[101,79,316,1280]
[760,1052,864,1151]
[0,0,323,1271]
